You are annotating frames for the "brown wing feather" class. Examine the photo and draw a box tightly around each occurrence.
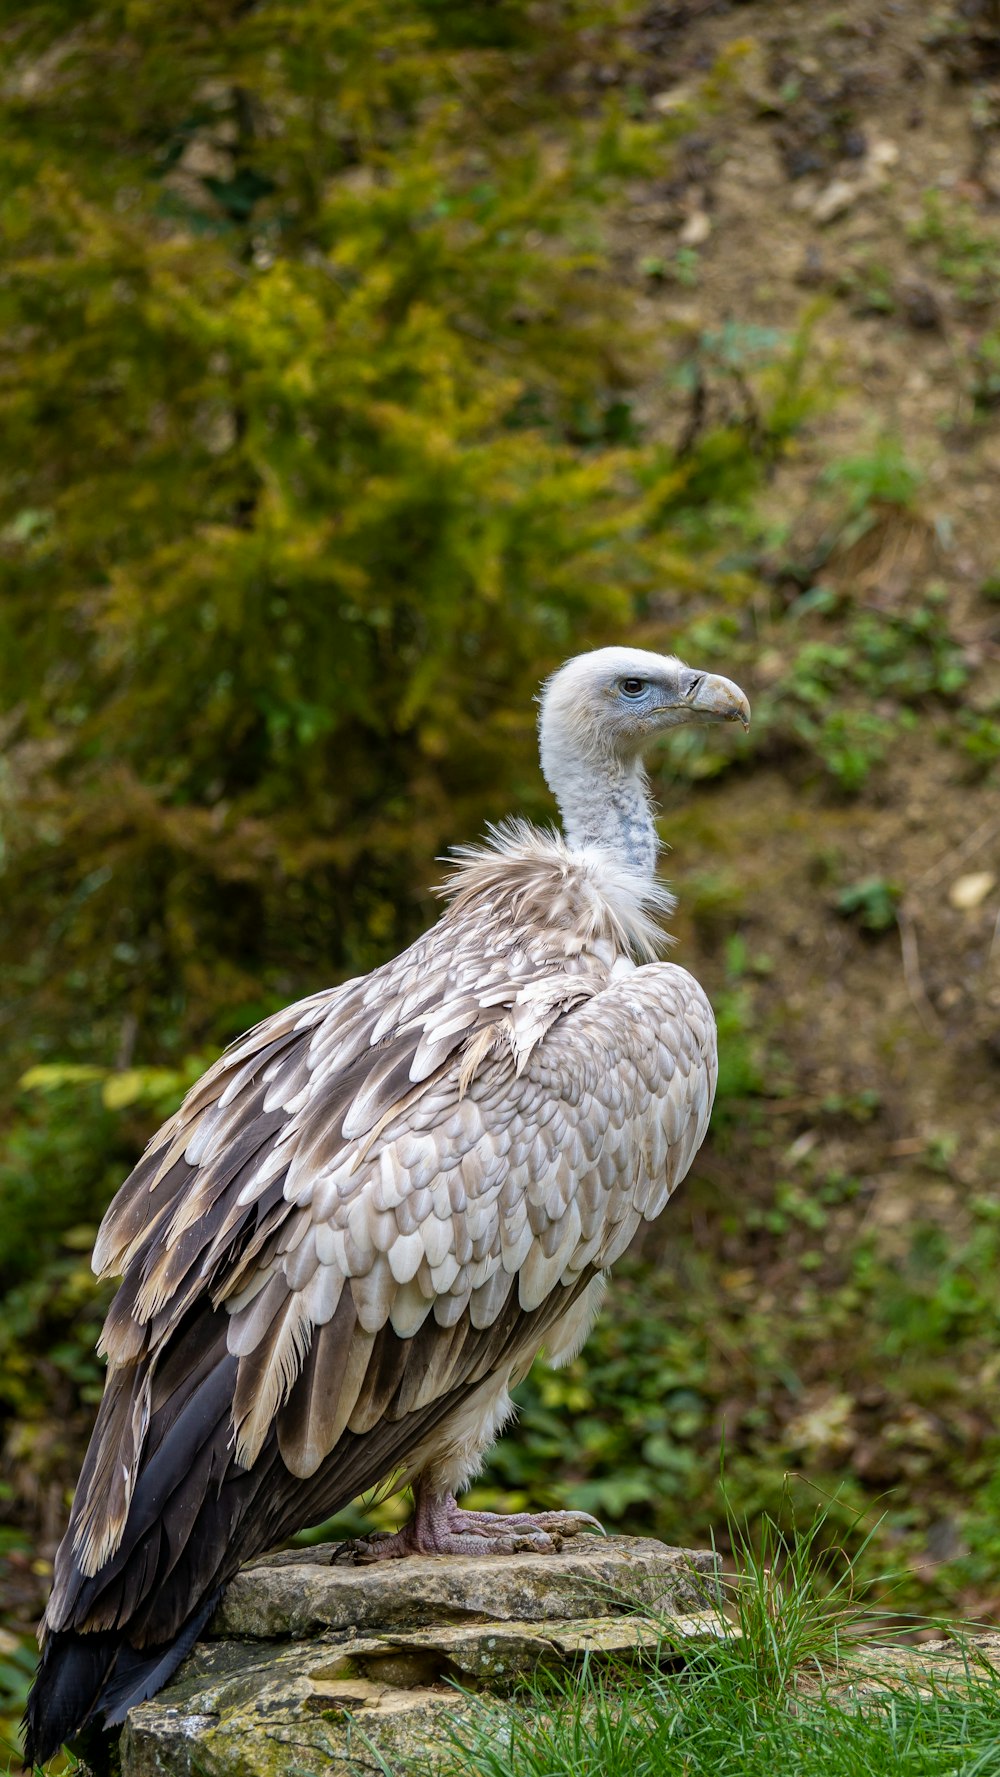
[275,1297,363,1478]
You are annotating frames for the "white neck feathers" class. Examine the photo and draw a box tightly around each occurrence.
[538,720,659,880]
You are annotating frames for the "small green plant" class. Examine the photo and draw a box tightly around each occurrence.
[803,709,898,792]
[835,876,901,932]
[663,313,826,504]
[968,331,1000,413]
[721,1484,882,1694]
[836,257,896,317]
[955,708,1000,769]
[821,437,923,520]
[769,590,968,790]
[673,245,702,286]
[910,190,1000,305]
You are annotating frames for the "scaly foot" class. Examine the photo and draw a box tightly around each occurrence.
[344,1492,605,1562]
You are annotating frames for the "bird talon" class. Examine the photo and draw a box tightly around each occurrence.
[513,1531,553,1554]
[528,1509,606,1539]
[337,1531,402,1564]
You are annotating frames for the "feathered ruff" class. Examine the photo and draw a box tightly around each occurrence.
[435,819,676,963]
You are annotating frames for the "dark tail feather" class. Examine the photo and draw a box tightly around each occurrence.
[97,1587,222,1726]
[22,1589,221,1769]
[23,1631,118,1769]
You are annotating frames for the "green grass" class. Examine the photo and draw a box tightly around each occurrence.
[413,1501,1000,1777]
[427,1652,1000,1777]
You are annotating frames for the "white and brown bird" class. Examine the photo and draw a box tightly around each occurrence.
[25,645,749,1764]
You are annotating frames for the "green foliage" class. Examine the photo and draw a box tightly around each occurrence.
[835,256,897,318]
[0,1066,203,1468]
[820,438,924,519]
[763,589,968,791]
[0,1635,36,1772]
[967,330,1000,415]
[0,0,821,1091]
[955,708,1000,769]
[0,1085,119,1289]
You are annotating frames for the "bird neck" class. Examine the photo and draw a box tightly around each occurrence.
[547,752,660,880]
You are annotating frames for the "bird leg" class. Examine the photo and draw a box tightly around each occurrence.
[348,1485,604,1562]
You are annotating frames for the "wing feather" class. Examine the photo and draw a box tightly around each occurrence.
[231,1290,313,1466]
[275,1295,361,1479]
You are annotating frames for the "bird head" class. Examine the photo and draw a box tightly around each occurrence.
[539,646,750,772]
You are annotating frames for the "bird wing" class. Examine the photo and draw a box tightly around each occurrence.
[49,915,715,1650]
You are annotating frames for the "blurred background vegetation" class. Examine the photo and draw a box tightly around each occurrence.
[2,0,1000,1749]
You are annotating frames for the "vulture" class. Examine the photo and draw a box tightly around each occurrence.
[24,645,749,1766]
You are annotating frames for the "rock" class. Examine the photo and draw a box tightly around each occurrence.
[812,177,859,224]
[120,1537,723,1776]
[810,135,900,224]
[867,138,899,175]
[119,1638,473,1777]
[210,1534,718,1639]
[679,210,712,247]
[948,872,996,911]
[650,81,699,115]
[823,1629,1000,1704]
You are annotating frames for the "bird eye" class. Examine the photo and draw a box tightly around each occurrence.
[619,677,647,698]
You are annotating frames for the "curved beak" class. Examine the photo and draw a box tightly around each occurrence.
[688,672,751,732]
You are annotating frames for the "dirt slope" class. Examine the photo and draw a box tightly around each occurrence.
[603,0,1000,1609]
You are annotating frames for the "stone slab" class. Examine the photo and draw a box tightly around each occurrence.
[823,1629,1000,1703]
[308,1604,727,1688]
[121,1613,726,1777]
[210,1532,720,1638]
[121,1536,725,1776]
